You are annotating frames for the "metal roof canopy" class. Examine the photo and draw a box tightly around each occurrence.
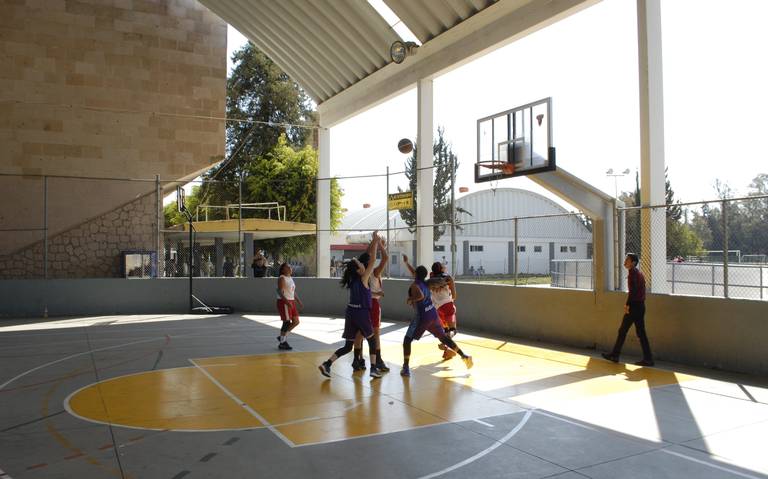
[199,0,598,123]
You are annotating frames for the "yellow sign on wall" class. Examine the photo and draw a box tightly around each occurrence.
[388,191,413,210]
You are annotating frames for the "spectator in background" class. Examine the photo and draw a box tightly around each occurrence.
[469,265,475,276]
[478,265,485,276]
[223,257,235,277]
[252,250,267,277]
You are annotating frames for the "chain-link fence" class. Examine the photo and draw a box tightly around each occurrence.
[618,194,768,300]
[0,173,318,280]
[1,174,161,279]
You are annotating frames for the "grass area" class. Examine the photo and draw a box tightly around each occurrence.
[455,275,552,286]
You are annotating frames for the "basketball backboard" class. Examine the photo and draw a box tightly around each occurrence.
[475,97,555,183]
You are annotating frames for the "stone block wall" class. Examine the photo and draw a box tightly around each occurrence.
[0,192,157,279]
[0,0,227,258]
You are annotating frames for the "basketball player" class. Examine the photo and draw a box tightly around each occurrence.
[276,263,302,350]
[319,232,383,379]
[352,238,390,372]
[429,262,459,360]
[400,255,472,377]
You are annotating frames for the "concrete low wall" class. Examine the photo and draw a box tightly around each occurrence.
[1,278,766,376]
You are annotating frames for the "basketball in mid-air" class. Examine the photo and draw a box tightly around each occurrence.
[397,138,414,154]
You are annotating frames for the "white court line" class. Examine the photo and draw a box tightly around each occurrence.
[416,410,532,479]
[472,419,495,428]
[661,449,764,479]
[0,336,165,391]
[273,416,322,427]
[189,359,296,448]
[343,401,361,411]
[532,410,598,431]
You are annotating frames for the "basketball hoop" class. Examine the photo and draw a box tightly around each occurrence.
[477,160,515,175]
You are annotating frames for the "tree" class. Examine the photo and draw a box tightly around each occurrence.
[166,135,343,261]
[621,169,705,259]
[398,127,470,242]
[165,42,343,265]
[242,135,343,260]
[197,42,316,208]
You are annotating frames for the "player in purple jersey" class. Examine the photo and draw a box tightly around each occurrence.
[319,232,384,379]
[400,255,472,377]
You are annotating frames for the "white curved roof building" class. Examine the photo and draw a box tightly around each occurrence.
[335,188,592,277]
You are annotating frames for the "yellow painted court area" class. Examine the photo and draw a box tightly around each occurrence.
[67,339,697,446]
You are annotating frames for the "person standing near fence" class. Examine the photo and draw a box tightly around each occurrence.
[276,263,303,350]
[602,253,654,366]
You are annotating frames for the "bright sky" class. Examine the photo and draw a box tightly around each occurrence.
[226,0,768,212]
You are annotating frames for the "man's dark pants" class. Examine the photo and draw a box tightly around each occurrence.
[610,302,652,361]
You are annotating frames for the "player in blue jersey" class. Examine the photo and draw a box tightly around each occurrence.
[319,232,384,379]
[400,255,472,377]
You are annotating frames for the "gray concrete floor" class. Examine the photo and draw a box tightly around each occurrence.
[1,313,767,479]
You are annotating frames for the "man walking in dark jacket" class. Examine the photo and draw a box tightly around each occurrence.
[602,253,654,366]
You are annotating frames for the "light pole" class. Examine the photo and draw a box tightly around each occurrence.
[606,168,630,198]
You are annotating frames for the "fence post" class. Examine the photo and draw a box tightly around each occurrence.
[513,217,518,286]
[722,199,729,298]
[711,264,715,296]
[386,166,390,278]
[43,175,48,280]
[238,174,243,277]
[671,262,675,294]
[155,174,161,278]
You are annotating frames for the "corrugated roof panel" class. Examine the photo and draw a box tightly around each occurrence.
[384,0,496,43]
[200,0,401,102]
[206,1,330,100]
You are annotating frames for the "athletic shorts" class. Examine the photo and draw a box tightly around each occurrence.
[370,298,381,328]
[342,307,373,340]
[277,299,298,322]
[405,310,444,341]
[437,302,456,329]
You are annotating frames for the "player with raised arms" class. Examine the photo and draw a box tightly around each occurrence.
[429,261,459,360]
[351,238,390,372]
[400,255,472,377]
[319,232,384,379]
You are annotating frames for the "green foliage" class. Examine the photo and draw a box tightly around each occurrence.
[242,135,343,258]
[621,169,706,259]
[689,174,768,257]
[165,185,202,227]
[398,127,470,241]
[226,42,315,164]
[163,42,342,264]
[666,220,705,258]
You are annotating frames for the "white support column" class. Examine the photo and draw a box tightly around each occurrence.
[416,79,434,267]
[316,125,331,278]
[637,0,667,293]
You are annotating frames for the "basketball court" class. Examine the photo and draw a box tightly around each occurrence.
[1,313,767,478]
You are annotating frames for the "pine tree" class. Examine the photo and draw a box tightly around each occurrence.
[398,127,470,242]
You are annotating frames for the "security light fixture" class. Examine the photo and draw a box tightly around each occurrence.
[390,41,418,64]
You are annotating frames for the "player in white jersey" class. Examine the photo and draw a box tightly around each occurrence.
[276,263,303,350]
